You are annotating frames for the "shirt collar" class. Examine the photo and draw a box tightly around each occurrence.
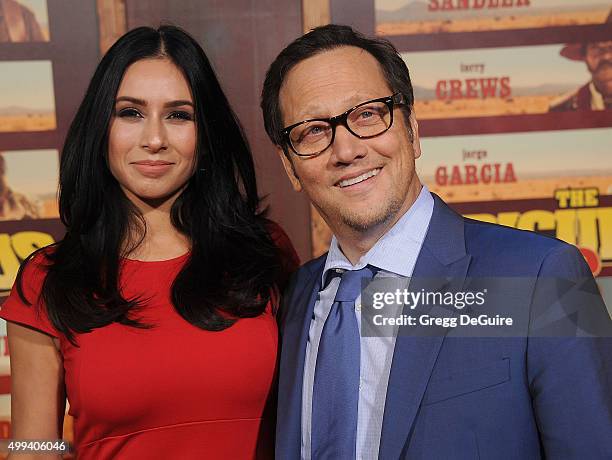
[322,184,434,283]
[589,82,605,110]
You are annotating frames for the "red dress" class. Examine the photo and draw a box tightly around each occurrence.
[0,229,298,459]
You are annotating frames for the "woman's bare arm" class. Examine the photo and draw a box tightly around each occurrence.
[7,322,65,459]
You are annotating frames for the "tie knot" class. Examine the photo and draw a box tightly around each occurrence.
[334,266,376,302]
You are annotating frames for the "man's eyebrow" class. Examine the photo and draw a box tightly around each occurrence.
[297,95,372,119]
[115,96,194,108]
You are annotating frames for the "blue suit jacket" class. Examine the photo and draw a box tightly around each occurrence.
[276,195,612,459]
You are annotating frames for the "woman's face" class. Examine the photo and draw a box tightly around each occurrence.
[108,58,197,210]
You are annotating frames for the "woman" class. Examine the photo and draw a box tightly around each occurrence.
[1,25,298,459]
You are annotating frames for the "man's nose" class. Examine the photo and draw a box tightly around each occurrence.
[330,125,367,165]
[141,118,168,153]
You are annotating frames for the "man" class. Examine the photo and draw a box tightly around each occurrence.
[0,153,39,220]
[261,25,612,459]
[0,0,44,43]
[549,12,611,111]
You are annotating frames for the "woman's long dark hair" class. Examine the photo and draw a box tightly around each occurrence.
[17,25,281,342]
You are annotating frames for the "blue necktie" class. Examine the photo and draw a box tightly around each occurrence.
[311,266,376,459]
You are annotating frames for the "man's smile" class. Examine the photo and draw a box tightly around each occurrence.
[336,167,381,188]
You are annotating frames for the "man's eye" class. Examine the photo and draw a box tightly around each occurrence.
[305,126,325,136]
[117,108,142,118]
[168,111,194,121]
[298,124,330,142]
[357,106,385,118]
[352,106,387,125]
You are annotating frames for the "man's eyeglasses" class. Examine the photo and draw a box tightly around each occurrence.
[281,93,407,158]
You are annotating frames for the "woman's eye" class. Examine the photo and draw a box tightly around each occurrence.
[168,111,194,121]
[117,108,142,118]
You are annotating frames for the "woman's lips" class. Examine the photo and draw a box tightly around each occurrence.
[132,161,174,177]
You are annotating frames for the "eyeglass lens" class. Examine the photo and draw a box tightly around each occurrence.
[289,101,392,156]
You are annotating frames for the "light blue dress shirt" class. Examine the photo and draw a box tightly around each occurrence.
[301,185,434,459]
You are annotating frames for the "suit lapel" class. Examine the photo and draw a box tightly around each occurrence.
[379,195,472,459]
[276,263,323,458]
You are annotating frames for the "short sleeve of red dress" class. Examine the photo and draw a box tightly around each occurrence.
[0,251,59,338]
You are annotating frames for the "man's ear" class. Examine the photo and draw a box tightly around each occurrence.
[276,146,303,192]
[408,111,422,160]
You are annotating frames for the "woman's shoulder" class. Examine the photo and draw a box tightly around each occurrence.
[0,245,59,338]
[20,245,55,286]
[14,242,55,279]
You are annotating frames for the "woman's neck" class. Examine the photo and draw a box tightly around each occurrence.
[124,199,190,262]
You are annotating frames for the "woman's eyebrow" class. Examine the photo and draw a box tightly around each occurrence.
[164,100,194,108]
[115,96,146,105]
[115,96,194,108]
